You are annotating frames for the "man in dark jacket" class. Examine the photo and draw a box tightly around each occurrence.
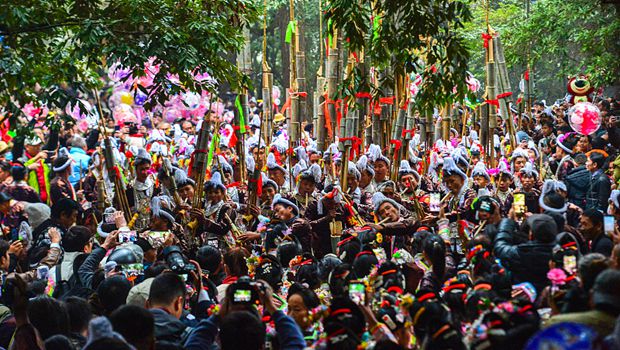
[586,152,611,211]
[580,208,614,257]
[146,273,193,345]
[564,153,590,207]
[493,214,557,293]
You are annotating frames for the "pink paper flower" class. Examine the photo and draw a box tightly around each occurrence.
[547,268,567,286]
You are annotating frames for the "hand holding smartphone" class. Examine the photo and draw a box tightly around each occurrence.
[429,193,441,213]
[513,193,526,217]
[118,229,137,243]
[349,281,366,305]
[604,216,615,237]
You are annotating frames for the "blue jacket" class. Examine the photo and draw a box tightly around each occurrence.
[69,148,91,187]
[185,310,305,350]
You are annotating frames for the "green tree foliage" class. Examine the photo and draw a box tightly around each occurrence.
[0,0,258,119]
[511,0,619,93]
[460,0,523,92]
[460,0,620,99]
[324,0,473,113]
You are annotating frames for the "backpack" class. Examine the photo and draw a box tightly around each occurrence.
[52,256,95,300]
[51,263,75,299]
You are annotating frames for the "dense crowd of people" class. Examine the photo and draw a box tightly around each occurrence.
[0,91,619,350]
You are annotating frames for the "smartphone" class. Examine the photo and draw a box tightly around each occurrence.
[564,255,577,275]
[36,265,50,280]
[604,216,615,236]
[513,193,526,215]
[233,289,252,303]
[103,208,117,224]
[122,263,144,278]
[429,193,441,212]
[149,231,169,240]
[373,247,387,264]
[119,230,137,243]
[348,281,365,305]
[207,239,219,248]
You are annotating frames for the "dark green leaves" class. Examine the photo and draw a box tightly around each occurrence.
[0,0,259,114]
[324,0,473,113]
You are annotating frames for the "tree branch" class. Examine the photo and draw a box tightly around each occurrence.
[1,20,103,36]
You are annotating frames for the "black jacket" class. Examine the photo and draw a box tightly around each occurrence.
[590,233,613,257]
[77,246,107,289]
[586,170,611,211]
[150,308,192,345]
[565,165,590,207]
[493,219,555,294]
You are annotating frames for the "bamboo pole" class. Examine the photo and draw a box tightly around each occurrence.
[480,103,489,156]
[262,0,273,144]
[493,35,516,149]
[326,30,339,145]
[235,25,251,184]
[295,5,307,123]
[486,33,497,167]
[316,77,326,152]
[379,69,392,150]
[442,104,451,142]
[389,72,406,182]
[288,0,300,145]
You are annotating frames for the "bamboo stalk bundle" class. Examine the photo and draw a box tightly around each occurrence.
[316,77,326,151]
[262,72,273,143]
[326,31,339,145]
[486,37,497,167]
[288,0,300,145]
[261,0,273,145]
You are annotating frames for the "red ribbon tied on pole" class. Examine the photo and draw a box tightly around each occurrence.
[401,129,416,139]
[496,92,512,99]
[323,94,336,139]
[249,178,262,196]
[325,98,343,135]
[389,139,402,158]
[340,136,362,160]
[481,33,493,48]
[485,99,500,107]
[379,96,395,105]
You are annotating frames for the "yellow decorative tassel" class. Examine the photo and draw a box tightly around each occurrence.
[127,213,139,229]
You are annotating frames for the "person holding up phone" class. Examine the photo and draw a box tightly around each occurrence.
[185,278,305,350]
[0,225,61,286]
[607,190,620,246]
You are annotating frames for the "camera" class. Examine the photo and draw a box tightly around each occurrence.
[228,276,265,305]
[163,246,196,274]
[124,121,138,134]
